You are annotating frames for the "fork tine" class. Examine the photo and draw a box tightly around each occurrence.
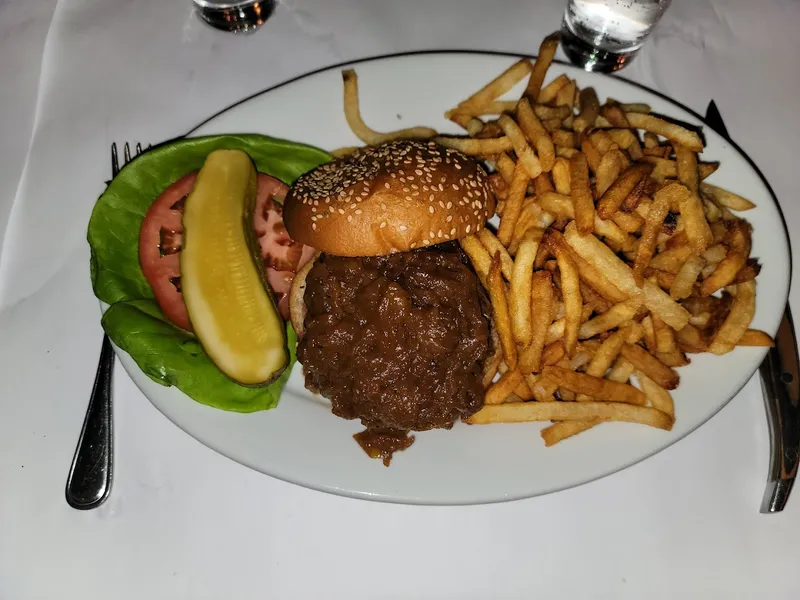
[123,142,131,165]
[135,142,143,157]
[111,143,120,178]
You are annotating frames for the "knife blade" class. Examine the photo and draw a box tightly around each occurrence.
[704,100,800,513]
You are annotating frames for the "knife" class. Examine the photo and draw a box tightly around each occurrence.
[704,100,800,513]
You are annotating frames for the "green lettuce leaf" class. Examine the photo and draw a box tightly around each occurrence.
[102,299,297,412]
[88,134,330,305]
[88,134,330,411]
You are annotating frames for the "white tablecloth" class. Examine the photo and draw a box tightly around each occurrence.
[2,0,799,598]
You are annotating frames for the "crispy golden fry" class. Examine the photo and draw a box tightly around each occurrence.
[552,157,571,194]
[675,144,699,194]
[635,371,675,417]
[573,88,600,134]
[555,80,577,108]
[496,152,516,184]
[581,282,612,313]
[700,220,752,295]
[649,246,694,273]
[538,74,570,104]
[579,299,640,339]
[525,33,560,100]
[551,129,576,149]
[546,305,593,344]
[643,156,719,182]
[448,100,518,117]
[497,162,529,245]
[620,343,679,390]
[625,112,703,151]
[534,172,555,196]
[533,104,572,120]
[530,375,559,402]
[594,216,637,253]
[482,328,503,388]
[643,132,660,148]
[510,229,542,346]
[652,314,677,353]
[488,254,517,368]
[580,137,602,173]
[597,164,652,219]
[541,420,604,446]
[670,255,704,300]
[708,280,757,354]
[599,103,632,127]
[449,112,486,136]
[576,327,630,401]
[517,98,556,172]
[700,183,756,211]
[478,229,515,281]
[595,148,623,197]
[607,356,636,383]
[655,349,689,367]
[565,247,629,304]
[641,315,657,352]
[342,70,437,144]
[330,146,361,158]
[468,400,673,429]
[485,369,525,405]
[675,323,708,353]
[564,223,690,330]
[556,146,579,159]
[554,242,582,357]
[538,191,574,219]
[659,181,712,254]
[519,270,555,373]
[543,366,646,405]
[643,146,671,158]
[611,210,646,233]
[738,329,775,347]
[569,153,595,235]
[433,135,514,155]
[498,115,543,178]
[633,185,671,285]
[455,59,532,112]
[605,129,643,160]
[460,234,492,286]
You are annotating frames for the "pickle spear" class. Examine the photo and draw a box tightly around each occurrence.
[181,149,288,386]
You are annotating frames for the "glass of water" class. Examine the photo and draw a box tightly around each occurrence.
[560,0,672,72]
[193,0,276,33]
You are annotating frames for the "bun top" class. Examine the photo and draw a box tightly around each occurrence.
[283,141,495,256]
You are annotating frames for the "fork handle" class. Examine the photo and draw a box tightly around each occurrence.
[65,334,114,509]
[759,306,800,513]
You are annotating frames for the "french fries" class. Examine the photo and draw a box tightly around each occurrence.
[342,33,772,447]
[569,153,595,235]
[342,70,437,145]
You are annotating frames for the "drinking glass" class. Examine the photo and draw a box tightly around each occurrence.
[560,0,672,72]
[193,0,276,33]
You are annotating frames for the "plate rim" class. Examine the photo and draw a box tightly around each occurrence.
[115,50,791,505]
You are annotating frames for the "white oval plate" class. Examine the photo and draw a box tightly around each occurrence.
[114,52,790,504]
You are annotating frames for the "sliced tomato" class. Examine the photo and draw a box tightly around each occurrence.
[139,171,313,331]
[139,173,196,331]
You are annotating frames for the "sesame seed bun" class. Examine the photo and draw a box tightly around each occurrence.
[283,141,495,256]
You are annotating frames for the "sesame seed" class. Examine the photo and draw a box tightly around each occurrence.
[429,194,435,201]
[355,209,362,215]
[385,182,391,189]
[437,230,443,238]
[338,208,345,215]
[450,227,457,235]
[446,215,453,222]
[347,215,353,223]
[380,203,387,210]
[400,225,408,231]
[312,223,317,230]
[329,206,335,213]
[466,225,471,233]
[430,231,435,238]
[350,203,357,209]
[428,206,434,214]
[423,239,430,245]
[380,221,386,228]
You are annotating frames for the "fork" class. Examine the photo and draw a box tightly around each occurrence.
[65,142,142,510]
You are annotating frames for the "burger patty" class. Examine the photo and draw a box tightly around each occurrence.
[297,244,490,432]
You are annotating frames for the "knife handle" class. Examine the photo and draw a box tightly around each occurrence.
[759,306,800,513]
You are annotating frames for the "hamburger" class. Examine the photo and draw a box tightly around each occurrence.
[283,140,497,464]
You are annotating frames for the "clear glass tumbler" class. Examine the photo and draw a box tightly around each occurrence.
[193,0,276,33]
[560,0,672,72]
